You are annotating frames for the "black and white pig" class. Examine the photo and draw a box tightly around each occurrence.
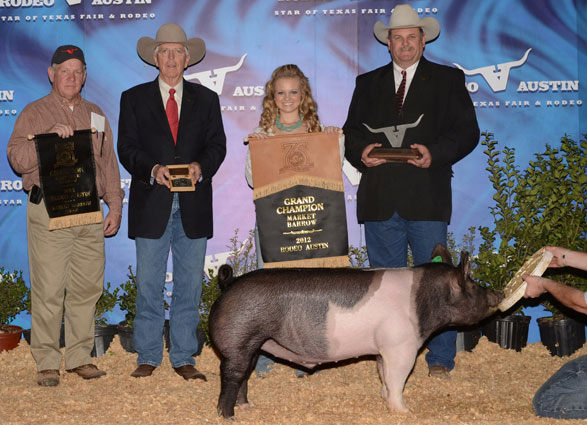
[209,244,503,419]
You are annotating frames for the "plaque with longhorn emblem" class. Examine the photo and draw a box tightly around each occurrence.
[363,114,424,162]
[368,148,422,162]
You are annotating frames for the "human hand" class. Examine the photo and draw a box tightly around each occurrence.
[544,246,568,268]
[407,144,431,168]
[153,164,171,189]
[189,161,202,184]
[523,275,548,298]
[361,143,386,167]
[324,126,342,135]
[103,212,121,237]
[48,123,74,138]
[248,133,268,140]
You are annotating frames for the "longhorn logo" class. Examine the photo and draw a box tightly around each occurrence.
[185,54,247,96]
[453,48,532,92]
[363,114,424,148]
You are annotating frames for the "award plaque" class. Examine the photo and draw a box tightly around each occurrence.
[33,129,102,230]
[168,164,195,192]
[368,147,422,163]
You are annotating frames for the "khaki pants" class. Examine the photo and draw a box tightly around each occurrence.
[27,197,104,371]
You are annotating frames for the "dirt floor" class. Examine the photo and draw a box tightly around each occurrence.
[1,335,586,425]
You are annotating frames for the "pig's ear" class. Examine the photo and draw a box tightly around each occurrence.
[458,251,470,278]
[430,243,452,265]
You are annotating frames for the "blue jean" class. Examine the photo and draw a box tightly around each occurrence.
[364,213,456,370]
[533,355,587,419]
[134,194,207,368]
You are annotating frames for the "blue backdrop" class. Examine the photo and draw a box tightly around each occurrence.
[1,0,585,341]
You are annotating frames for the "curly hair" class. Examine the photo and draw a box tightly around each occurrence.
[259,64,321,133]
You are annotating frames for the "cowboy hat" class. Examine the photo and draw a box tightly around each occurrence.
[374,4,440,44]
[137,23,206,67]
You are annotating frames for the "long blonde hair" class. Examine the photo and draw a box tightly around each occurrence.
[259,64,321,133]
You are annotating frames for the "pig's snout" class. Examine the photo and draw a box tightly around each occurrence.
[486,290,505,314]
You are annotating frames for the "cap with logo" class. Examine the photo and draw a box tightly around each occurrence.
[51,45,86,66]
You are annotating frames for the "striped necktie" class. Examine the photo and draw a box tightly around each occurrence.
[396,70,407,116]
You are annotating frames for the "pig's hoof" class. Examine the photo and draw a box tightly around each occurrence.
[237,402,250,410]
[217,406,236,421]
[385,398,410,414]
[387,405,410,414]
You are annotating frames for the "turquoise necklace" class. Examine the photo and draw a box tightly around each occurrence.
[275,113,303,132]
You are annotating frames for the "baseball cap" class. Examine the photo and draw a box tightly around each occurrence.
[51,45,86,65]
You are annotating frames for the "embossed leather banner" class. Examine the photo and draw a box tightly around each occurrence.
[250,133,349,268]
[34,129,102,230]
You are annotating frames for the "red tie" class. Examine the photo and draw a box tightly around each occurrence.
[396,70,407,116]
[166,88,178,144]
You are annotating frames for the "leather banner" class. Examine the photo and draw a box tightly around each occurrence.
[250,132,349,268]
[34,129,102,230]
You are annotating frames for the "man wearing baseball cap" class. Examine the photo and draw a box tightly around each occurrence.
[117,24,226,380]
[7,45,123,386]
[343,5,479,379]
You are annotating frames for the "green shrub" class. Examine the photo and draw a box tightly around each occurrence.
[348,245,368,268]
[118,265,137,327]
[95,281,119,327]
[473,133,587,315]
[0,268,29,326]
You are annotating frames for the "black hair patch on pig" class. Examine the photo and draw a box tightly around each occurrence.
[210,268,378,358]
[413,263,459,339]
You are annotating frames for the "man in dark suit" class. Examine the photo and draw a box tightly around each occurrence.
[343,5,479,379]
[117,24,226,380]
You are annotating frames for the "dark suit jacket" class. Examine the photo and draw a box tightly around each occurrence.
[117,78,226,239]
[343,57,479,223]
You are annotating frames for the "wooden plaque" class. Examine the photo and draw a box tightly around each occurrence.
[168,164,195,192]
[368,148,422,163]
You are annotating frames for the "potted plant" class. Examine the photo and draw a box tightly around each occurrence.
[92,281,120,357]
[117,265,188,355]
[537,307,586,357]
[117,265,137,353]
[472,133,534,351]
[474,133,587,351]
[516,134,587,356]
[0,268,29,352]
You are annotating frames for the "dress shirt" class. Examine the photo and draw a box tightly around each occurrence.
[393,61,419,105]
[158,78,183,118]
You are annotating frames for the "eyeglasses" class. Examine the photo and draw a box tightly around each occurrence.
[157,47,186,57]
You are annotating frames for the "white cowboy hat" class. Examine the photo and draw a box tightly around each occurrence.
[137,23,206,67]
[374,4,440,44]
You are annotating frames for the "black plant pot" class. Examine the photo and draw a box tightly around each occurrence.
[91,324,118,357]
[537,316,586,357]
[25,323,116,356]
[23,324,66,348]
[456,326,482,352]
[164,319,205,357]
[117,322,136,353]
[482,315,531,352]
[119,321,204,356]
